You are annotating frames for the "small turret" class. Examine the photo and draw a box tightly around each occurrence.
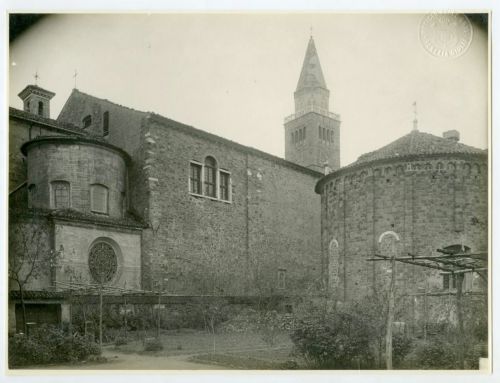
[18,84,55,118]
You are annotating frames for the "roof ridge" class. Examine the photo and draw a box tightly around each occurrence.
[9,107,86,135]
[71,88,148,114]
[354,129,486,166]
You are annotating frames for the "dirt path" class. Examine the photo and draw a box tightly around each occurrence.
[37,350,228,370]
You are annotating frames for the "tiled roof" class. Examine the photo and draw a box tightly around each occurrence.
[315,130,487,193]
[352,130,486,166]
[9,107,86,135]
[9,290,66,300]
[18,84,55,99]
[11,207,145,229]
[49,208,146,229]
[21,135,132,163]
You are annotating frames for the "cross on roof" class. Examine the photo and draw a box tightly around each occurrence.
[34,71,39,85]
[73,69,78,89]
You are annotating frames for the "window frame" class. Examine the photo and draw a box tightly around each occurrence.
[103,111,110,136]
[189,161,203,196]
[219,169,231,202]
[188,157,232,203]
[38,101,44,116]
[82,115,92,129]
[204,156,218,198]
[50,180,71,209]
[90,183,109,215]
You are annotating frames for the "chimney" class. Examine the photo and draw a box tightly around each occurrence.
[443,130,460,142]
[18,85,55,119]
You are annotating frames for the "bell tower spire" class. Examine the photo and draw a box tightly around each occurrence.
[284,37,341,172]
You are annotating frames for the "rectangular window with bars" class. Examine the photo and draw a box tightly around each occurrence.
[189,162,202,194]
[219,171,230,201]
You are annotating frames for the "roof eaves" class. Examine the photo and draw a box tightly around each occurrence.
[147,113,323,178]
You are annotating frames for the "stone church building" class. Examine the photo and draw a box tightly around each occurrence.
[8,37,487,333]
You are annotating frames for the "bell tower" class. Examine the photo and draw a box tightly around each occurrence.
[18,84,55,119]
[284,37,341,172]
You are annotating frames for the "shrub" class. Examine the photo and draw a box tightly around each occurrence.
[9,324,100,367]
[291,312,373,369]
[144,337,163,352]
[114,336,128,346]
[406,333,483,370]
[258,310,281,347]
[392,334,413,368]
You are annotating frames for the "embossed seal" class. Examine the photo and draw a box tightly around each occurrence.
[420,13,473,58]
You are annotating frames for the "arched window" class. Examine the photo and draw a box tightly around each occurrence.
[82,115,92,129]
[204,156,217,198]
[318,126,322,139]
[51,181,70,209]
[91,184,109,214]
[38,101,44,116]
[103,111,109,136]
[303,127,306,140]
[328,239,340,293]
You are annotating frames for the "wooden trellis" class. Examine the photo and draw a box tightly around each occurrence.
[366,244,488,370]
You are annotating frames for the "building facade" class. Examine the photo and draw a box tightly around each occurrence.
[8,37,487,335]
[315,128,488,324]
[9,39,336,332]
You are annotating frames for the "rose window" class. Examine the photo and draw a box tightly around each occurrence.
[88,242,118,284]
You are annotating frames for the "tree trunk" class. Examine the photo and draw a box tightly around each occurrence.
[385,254,396,370]
[99,288,103,349]
[19,282,28,335]
[456,274,465,369]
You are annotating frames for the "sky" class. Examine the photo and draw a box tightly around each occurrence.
[9,13,488,167]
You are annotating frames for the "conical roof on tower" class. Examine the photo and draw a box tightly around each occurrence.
[296,37,327,91]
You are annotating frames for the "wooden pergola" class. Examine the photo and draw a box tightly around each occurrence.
[366,243,488,369]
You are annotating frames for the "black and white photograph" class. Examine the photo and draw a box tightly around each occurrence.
[3,4,494,380]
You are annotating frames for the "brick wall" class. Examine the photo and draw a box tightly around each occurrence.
[320,156,488,306]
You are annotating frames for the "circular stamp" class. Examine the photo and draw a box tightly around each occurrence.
[419,13,473,58]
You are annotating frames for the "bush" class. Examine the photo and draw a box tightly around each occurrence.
[9,324,100,367]
[143,337,163,352]
[291,312,373,369]
[114,336,128,346]
[392,334,413,368]
[406,333,483,370]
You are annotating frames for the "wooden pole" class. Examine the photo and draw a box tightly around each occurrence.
[99,287,103,349]
[456,274,465,369]
[423,284,428,341]
[385,252,396,370]
[157,284,161,338]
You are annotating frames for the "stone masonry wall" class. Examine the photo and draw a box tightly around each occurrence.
[26,141,127,218]
[140,116,322,295]
[320,155,488,307]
